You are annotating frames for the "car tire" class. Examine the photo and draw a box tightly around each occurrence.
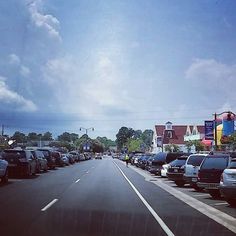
[2,168,8,183]
[175,181,185,187]
[226,198,236,207]
[209,190,221,199]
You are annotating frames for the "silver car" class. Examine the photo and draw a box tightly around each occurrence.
[219,158,236,206]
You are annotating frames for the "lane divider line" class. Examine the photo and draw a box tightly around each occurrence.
[113,161,175,236]
[123,162,236,234]
[192,194,209,197]
[75,179,80,183]
[41,199,58,212]
[213,202,229,206]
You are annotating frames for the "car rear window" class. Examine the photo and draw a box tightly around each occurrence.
[169,158,187,166]
[3,150,26,159]
[187,155,206,166]
[228,160,236,169]
[153,152,167,163]
[201,156,229,169]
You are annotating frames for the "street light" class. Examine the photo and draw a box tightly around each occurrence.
[79,127,94,151]
[213,111,235,150]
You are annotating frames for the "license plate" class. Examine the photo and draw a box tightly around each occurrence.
[192,178,197,182]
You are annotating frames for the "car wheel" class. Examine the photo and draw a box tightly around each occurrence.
[209,190,221,199]
[175,181,185,187]
[226,198,236,207]
[2,168,8,183]
[192,184,204,192]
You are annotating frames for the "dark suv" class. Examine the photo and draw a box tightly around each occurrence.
[37,148,56,169]
[149,152,186,175]
[3,149,37,177]
[197,154,232,198]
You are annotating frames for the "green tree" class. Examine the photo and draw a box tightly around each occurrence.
[96,136,116,151]
[185,141,193,153]
[127,138,142,152]
[12,131,27,143]
[141,129,154,147]
[58,132,72,142]
[42,132,53,141]
[133,130,142,139]
[192,140,204,152]
[27,132,39,141]
[164,144,180,152]
[116,127,134,150]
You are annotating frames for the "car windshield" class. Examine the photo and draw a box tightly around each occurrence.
[169,158,187,167]
[228,160,236,169]
[201,156,229,170]
[187,155,206,166]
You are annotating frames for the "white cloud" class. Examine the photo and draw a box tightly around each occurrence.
[9,54,20,65]
[42,54,131,118]
[185,58,236,94]
[20,65,31,77]
[28,0,61,41]
[0,76,37,112]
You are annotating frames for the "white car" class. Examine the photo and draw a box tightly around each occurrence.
[0,155,8,183]
[219,158,236,206]
[161,164,170,177]
[183,154,207,191]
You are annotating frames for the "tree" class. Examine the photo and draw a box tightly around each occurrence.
[133,130,142,139]
[116,127,134,150]
[27,132,39,141]
[96,136,116,151]
[58,132,72,142]
[141,129,154,147]
[164,144,180,153]
[12,131,27,143]
[42,132,53,141]
[192,140,204,152]
[127,138,142,152]
[185,141,193,153]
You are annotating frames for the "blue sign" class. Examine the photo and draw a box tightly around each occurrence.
[83,144,90,151]
[205,120,214,140]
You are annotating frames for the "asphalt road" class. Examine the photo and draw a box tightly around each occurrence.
[0,157,235,236]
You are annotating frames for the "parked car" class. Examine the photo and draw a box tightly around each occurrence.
[167,155,189,187]
[52,151,64,167]
[219,158,236,206]
[0,154,8,183]
[95,153,102,159]
[61,154,70,166]
[197,153,232,198]
[3,149,37,177]
[149,152,186,175]
[79,153,86,161]
[137,155,150,169]
[31,150,48,172]
[183,153,208,191]
[37,148,56,169]
[145,155,156,171]
[67,153,75,164]
[69,151,80,162]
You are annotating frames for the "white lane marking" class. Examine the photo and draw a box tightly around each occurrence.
[213,202,229,206]
[192,194,209,197]
[75,179,80,183]
[113,161,175,236]
[125,163,236,234]
[41,199,58,212]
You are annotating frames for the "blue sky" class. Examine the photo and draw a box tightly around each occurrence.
[0,0,236,139]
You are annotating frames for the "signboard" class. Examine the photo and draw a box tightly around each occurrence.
[83,144,90,151]
[205,120,214,140]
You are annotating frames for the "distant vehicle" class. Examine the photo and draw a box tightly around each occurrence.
[37,148,56,170]
[79,153,86,161]
[149,152,186,175]
[197,154,232,198]
[184,153,208,191]
[61,154,70,166]
[31,150,48,172]
[167,156,188,187]
[69,151,80,162]
[0,154,8,183]
[3,149,37,177]
[52,151,64,167]
[219,158,236,206]
[95,153,102,159]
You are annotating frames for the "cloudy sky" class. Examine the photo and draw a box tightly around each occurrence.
[0,0,236,139]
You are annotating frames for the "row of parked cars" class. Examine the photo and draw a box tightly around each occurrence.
[0,147,93,183]
[128,151,236,207]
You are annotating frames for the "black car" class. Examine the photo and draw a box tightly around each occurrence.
[37,148,56,169]
[149,152,186,175]
[3,149,37,177]
[197,154,232,198]
[166,155,188,187]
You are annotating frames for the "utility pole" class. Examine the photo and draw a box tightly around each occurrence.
[1,124,4,136]
[214,113,217,150]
